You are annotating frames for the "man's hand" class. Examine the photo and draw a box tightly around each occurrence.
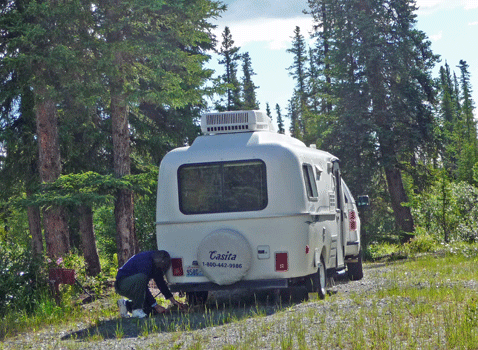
[171,298,188,311]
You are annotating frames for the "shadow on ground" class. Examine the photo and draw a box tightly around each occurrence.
[61,287,310,341]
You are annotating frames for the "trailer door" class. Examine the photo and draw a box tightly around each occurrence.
[332,161,345,269]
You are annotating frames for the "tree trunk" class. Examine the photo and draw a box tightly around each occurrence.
[28,204,43,257]
[383,165,415,239]
[26,184,43,258]
[78,205,101,276]
[366,42,415,242]
[43,206,70,257]
[106,4,138,267]
[114,189,137,267]
[111,86,137,268]
[35,92,70,258]
[379,135,415,242]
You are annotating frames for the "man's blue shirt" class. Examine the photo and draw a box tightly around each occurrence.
[116,251,173,306]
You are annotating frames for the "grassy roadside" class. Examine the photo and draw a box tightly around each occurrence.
[201,247,477,350]
[1,243,477,349]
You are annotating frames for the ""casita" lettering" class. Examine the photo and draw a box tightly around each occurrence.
[209,251,237,261]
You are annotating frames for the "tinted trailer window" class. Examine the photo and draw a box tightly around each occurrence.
[178,160,267,214]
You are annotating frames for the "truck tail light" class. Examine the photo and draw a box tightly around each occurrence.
[275,252,288,272]
[171,258,184,276]
[349,210,357,231]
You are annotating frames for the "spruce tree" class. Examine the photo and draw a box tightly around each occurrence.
[0,0,98,258]
[216,27,242,111]
[306,0,439,240]
[91,0,224,266]
[1,0,225,266]
[276,104,285,134]
[438,62,458,175]
[287,92,301,138]
[266,103,272,118]
[455,60,477,184]
[241,52,260,110]
[287,26,308,135]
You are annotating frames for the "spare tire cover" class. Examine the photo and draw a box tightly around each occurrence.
[197,229,252,285]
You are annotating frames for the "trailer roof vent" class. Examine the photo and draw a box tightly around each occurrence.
[201,110,277,135]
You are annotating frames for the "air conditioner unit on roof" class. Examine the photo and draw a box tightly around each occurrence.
[201,110,276,135]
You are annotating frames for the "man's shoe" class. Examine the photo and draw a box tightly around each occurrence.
[117,299,129,318]
[132,309,148,318]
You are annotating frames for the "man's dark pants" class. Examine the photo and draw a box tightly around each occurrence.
[115,273,149,311]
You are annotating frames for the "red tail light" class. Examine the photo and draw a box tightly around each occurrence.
[171,258,184,276]
[275,252,288,272]
[349,210,357,231]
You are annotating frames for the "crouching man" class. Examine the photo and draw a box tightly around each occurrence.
[115,250,187,318]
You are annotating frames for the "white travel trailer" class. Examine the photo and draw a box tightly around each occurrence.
[156,110,367,302]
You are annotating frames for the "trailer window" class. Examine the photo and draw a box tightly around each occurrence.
[178,160,267,214]
[303,164,318,199]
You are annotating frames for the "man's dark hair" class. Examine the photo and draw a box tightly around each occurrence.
[153,250,171,271]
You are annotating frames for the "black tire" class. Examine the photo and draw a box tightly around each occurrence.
[317,258,327,299]
[347,249,364,281]
[186,291,209,306]
[305,257,327,299]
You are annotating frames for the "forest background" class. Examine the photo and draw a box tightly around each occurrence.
[1,0,477,317]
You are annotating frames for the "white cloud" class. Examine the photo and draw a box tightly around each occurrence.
[221,0,308,21]
[214,16,315,50]
[415,0,445,10]
[469,21,478,25]
[429,30,443,41]
[463,0,478,10]
[416,0,478,13]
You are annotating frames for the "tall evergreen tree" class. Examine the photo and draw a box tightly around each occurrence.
[455,60,477,184]
[287,26,308,135]
[307,48,321,114]
[275,104,285,134]
[306,0,439,240]
[241,52,260,110]
[457,61,476,143]
[438,62,459,175]
[0,86,43,256]
[265,103,272,119]
[287,92,301,138]
[90,0,224,266]
[0,0,100,258]
[1,0,225,266]
[216,27,242,111]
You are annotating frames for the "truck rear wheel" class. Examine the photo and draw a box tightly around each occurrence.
[305,257,327,299]
[317,258,327,299]
[347,249,363,281]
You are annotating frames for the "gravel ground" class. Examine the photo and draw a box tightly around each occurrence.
[0,263,416,350]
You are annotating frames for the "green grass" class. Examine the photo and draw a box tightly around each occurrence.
[1,242,477,349]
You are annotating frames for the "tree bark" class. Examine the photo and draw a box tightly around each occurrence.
[379,134,415,241]
[114,188,137,267]
[35,92,70,259]
[28,204,43,257]
[111,86,138,268]
[78,205,101,276]
[26,182,43,258]
[105,1,139,267]
[384,165,415,236]
[365,33,415,241]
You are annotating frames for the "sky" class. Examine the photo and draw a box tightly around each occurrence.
[206,0,478,120]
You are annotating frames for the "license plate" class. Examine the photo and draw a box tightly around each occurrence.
[186,266,204,277]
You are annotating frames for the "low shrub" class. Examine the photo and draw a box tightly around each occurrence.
[405,230,438,254]
[410,179,478,243]
[0,243,48,315]
[364,241,401,260]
